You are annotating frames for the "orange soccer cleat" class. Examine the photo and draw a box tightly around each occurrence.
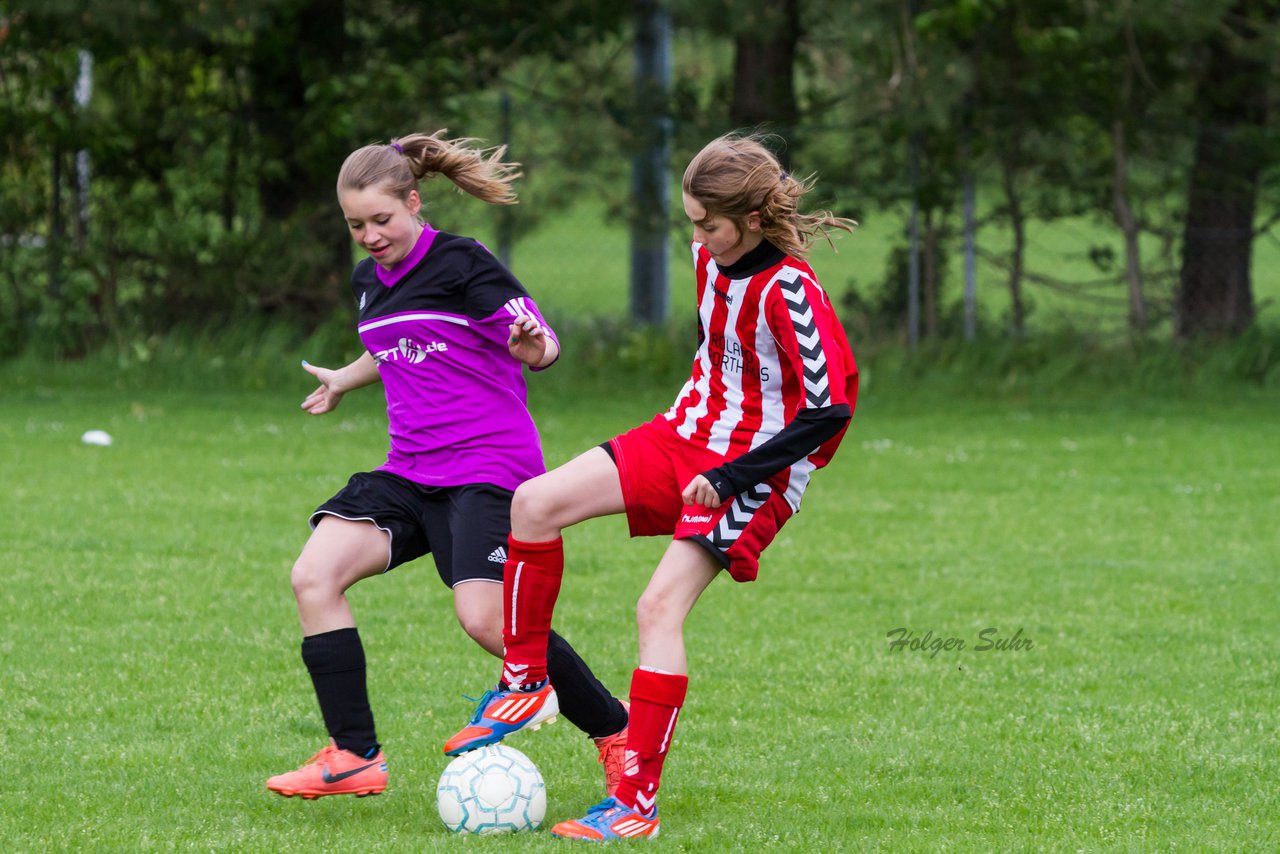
[266,740,387,799]
[593,702,630,797]
[551,797,660,841]
[443,681,559,756]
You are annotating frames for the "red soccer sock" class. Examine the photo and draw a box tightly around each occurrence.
[501,536,564,689]
[614,668,689,816]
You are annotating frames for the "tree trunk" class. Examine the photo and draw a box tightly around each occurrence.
[1175,1,1273,339]
[244,0,351,322]
[1111,120,1147,333]
[999,151,1026,337]
[729,0,800,161]
[49,140,64,303]
[923,207,939,339]
[250,0,345,216]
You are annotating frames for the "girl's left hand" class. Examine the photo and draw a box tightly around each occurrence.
[681,474,722,509]
[508,314,549,366]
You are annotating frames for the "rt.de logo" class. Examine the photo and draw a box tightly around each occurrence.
[397,337,448,363]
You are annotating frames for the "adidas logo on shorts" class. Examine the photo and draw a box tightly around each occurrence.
[487,547,508,564]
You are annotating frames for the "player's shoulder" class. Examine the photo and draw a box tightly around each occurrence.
[352,255,378,282]
[350,257,380,296]
[767,255,825,294]
[430,230,477,251]
[774,251,817,280]
[431,231,500,262]
[762,255,840,323]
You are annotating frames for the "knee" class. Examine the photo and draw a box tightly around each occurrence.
[635,589,677,636]
[457,607,503,657]
[511,478,559,534]
[290,554,336,603]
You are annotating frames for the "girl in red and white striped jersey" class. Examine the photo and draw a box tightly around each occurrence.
[444,133,858,839]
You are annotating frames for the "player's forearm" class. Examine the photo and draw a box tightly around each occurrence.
[336,351,382,392]
[533,336,560,369]
[702,405,851,500]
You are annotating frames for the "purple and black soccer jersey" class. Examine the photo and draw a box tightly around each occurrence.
[352,224,558,492]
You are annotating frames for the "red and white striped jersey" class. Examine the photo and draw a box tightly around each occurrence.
[664,241,858,510]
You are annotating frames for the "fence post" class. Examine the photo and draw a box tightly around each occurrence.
[75,50,93,248]
[962,123,977,342]
[907,135,920,350]
[498,90,514,270]
[630,0,671,325]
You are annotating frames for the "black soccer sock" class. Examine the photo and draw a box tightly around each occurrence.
[547,629,629,740]
[300,627,380,757]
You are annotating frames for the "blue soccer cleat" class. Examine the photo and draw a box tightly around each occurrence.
[443,680,559,756]
[550,796,660,841]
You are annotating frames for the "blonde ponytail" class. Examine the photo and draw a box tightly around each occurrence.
[392,130,520,205]
[337,130,520,208]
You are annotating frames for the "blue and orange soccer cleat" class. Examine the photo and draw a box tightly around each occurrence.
[265,740,387,799]
[442,681,559,756]
[551,796,660,840]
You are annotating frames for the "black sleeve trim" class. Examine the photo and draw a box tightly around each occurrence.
[703,404,851,501]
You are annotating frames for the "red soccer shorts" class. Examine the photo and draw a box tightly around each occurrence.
[607,416,794,582]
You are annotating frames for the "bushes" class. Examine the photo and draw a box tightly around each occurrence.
[861,324,1280,396]
[5,308,1276,402]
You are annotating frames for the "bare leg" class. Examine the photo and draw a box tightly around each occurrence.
[282,516,389,763]
[635,540,721,674]
[291,516,389,635]
[511,446,626,541]
[452,580,504,656]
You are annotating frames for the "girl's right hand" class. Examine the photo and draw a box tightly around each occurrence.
[299,360,345,415]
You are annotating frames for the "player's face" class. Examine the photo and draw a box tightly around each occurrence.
[682,192,761,268]
[339,186,423,268]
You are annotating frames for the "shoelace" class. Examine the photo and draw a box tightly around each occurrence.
[584,797,620,818]
[291,744,338,769]
[462,681,549,725]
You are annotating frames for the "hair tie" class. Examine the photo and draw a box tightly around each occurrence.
[780,171,790,182]
[390,142,404,154]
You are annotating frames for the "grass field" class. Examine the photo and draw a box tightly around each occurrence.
[2,350,1277,850]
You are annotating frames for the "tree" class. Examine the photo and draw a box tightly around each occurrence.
[1175,0,1277,339]
[728,0,801,159]
[2,0,632,350]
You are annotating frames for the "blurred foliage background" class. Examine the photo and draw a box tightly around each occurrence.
[3,0,1279,373]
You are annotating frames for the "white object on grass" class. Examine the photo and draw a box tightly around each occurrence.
[81,430,113,446]
[437,744,546,835]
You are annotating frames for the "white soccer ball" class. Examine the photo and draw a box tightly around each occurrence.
[437,744,546,835]
[80,430,113,446]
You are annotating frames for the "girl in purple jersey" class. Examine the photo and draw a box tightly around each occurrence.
[265,131,628,800]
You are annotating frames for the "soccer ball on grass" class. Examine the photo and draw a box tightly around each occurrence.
[436,744,546,835]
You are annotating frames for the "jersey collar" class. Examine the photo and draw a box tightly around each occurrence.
[716,239,785,280]
[376,223,439,288]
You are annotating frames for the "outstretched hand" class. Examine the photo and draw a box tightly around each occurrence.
[299,360,345,415]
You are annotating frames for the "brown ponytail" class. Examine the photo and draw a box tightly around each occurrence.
[336,130,520,208]
[682,133,856,258]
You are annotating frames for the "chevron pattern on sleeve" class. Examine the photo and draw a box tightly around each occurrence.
[778,273,830,408]
[709,484,772,549]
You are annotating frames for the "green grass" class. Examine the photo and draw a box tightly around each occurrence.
[2,352,1278,850]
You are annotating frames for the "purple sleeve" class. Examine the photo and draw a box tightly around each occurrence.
[504,294,560,372]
